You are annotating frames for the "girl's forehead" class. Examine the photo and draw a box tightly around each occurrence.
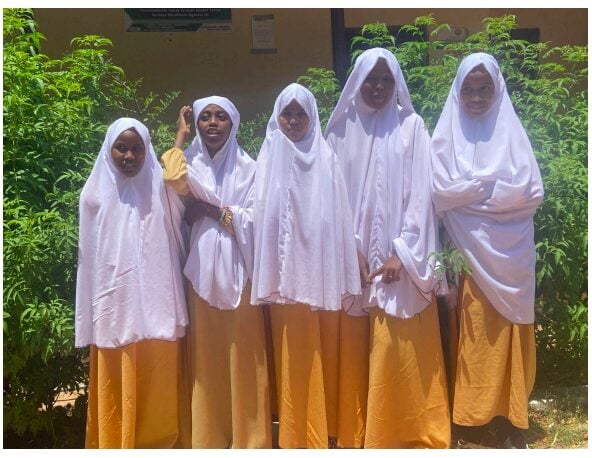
[282,99,305,111]
[463,67,493,83]
[200,103,226,114]
[115,128,141,141]
[370,58,390,72]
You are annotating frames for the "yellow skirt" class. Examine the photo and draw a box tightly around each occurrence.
[452,276,536,430]
[189,284,272,448]
[269,304,333,449]
[85,338,185,448]
[365,298,451,448]
[318,310,339,442]
[319,311,370,448]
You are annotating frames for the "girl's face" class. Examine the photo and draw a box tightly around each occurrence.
[279,99,310,142]
[360,58,395,110]
[111,128,146,177]
[197,104,233,154]
[460,65,496,116]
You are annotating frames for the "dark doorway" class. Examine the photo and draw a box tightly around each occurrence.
[331,9,428,88]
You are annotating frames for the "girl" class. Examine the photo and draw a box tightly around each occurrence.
[325,47,450,448]
[161,96,272,448]
[76,118,189,448]
[431,52,544,448]
[251,83,361,448]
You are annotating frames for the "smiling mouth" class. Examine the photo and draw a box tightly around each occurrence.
[121,164,138,175]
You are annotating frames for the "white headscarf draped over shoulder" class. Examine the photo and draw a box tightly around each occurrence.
[75,118,188,348]
[251,83,361,311]
[325,47,441,318]
[183,96,256,310]
[431,52,544,324]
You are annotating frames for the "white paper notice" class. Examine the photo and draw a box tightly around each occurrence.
[252,15,275,51]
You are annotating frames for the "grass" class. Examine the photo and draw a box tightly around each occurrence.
[526,385,588,448]
[450,384,588,449]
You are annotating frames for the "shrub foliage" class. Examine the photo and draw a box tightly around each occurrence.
[3,9,178,447]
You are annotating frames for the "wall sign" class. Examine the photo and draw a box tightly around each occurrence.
[124,8,232,32]
[251,14,276,53]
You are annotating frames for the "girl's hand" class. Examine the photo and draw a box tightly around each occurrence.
[175,106,192,148]
[369,255,402,284]
[357,251,372,288]
[185,200,220,226]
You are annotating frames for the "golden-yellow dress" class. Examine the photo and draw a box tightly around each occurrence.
[452,276,536,429]
[269,303,335,449]
[365,297,451,448]
[85,338,187,448]
[318,310,339,443]
[189,283,272,448]
[320,311,370,448]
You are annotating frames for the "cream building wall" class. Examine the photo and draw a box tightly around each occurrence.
[34,8,587,123]
[34,8,334,122]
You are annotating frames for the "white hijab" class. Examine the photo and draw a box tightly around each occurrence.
[251,83,361,311]
[325,47,441,318]
[431,52,544,324]
[76,118,188,348]
[183,96,256,309]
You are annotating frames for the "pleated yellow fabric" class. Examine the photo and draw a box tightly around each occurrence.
[336,312,370,448]
[269,304,330,449]
[318,312,370,449]
[365,298,451,448]
[453,276,536,430]
[318,310,340,441]
[175,335,192,448]
[189,284,272,448]
[85,339,181,448]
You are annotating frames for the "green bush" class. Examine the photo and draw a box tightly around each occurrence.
[3,8,179,447]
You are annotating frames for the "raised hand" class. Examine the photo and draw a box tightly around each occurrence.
[175,105,193,149]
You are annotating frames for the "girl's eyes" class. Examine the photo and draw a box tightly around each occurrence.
[115,143,144,154]
[366,76,393,84]
[462,85,494,95]
[281,111,307,119]
[200,112,228,121]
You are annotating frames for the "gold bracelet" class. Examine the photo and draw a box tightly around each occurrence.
[220,206,233,230]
